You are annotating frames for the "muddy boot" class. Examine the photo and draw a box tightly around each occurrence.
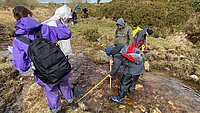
[69,101,78,110]
[57,109,65,113]
[51,106,63,113]
[109,96,124,104]
[128,88,135,94]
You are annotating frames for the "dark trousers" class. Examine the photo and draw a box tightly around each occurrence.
[118,74,140,99]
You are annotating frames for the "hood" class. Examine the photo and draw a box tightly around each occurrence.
[43,5,72,24]
[116,18,125,27]
[105,46,123,56]
[15,17,41,35]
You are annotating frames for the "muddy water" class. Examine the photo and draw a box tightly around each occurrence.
[68,54,200,113]
[140,73,200,113]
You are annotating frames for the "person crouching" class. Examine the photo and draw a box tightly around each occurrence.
[105,45,145,104]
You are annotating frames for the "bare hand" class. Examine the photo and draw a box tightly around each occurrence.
[108,74,112,78]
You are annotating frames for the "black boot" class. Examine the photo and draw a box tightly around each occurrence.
[128,87,135,94]
[69,101,78,110]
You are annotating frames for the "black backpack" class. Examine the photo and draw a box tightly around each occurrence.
[16,27,71,84]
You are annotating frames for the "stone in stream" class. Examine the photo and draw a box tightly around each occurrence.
[0,46,13,61]
[144,61,150,72]
[190,75,199,81]
[73,84,86,98]
[19,68,34,77]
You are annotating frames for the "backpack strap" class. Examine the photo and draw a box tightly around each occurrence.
[16,36,31,45]
[34,25,42,39]
[16,26,42,45]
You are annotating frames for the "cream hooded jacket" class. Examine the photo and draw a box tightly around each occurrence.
[43,5,72,56]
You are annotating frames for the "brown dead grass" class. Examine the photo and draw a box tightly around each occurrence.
[0,8,15,28]
[22,83,50,113]
[0,6,53,28]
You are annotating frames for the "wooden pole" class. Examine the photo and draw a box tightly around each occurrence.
[109,55,113,89]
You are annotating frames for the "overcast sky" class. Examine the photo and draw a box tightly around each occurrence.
[38,0,112,3]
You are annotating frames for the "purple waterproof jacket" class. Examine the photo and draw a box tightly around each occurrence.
[12,17,72,72]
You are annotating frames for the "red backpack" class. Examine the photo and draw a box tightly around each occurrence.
[121,46,138,62]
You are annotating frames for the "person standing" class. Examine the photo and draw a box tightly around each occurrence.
[132,28,153,50]
[43,5,73,58]
[82,7,88,18]
[71,11,78,25]
[12,6,77,113]
[75,4,81,12]
[114,18,132,46]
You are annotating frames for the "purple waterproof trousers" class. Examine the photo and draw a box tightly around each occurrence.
[35,71,73,110]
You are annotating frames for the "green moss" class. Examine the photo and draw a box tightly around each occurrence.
[147,37,177,49]
[191,0,200,12]
[83,27,101,42]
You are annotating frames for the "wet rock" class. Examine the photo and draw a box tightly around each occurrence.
[135,84,144,90]
[0,28,6,35]
[150,107,162,113]
[0,50,12,62]
[100,70,108,75]
[19,68,34,77]
[4,108,11,113]
[92,50,110,63]
[77,102,88,111]
[0,51,7,61]
[190,75,199,81]
[165,67,170,71]
[74,84,86,98]
[77,53,85,58]
[136,105,146,112]
[89,76,103,86]
[0,109,3,113]
[144,61,150,72]
[119,105,126,109]
[179,55,186,60]
[85,98,103,112]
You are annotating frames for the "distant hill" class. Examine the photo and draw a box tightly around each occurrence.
[86,0,200,44]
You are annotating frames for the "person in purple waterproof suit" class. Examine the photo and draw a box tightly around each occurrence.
[12,6,77,113]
